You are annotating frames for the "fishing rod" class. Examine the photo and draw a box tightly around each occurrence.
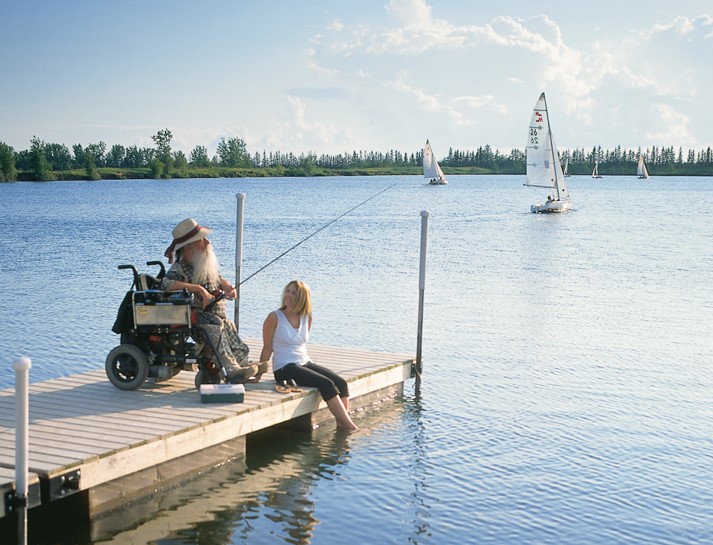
[239,183,397,286]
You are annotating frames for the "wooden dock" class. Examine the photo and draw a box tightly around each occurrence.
[0,338,414,523]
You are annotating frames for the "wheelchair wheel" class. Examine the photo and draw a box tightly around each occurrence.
[106,345,149,390]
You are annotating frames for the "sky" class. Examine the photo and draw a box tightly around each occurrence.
[2,0,712,159]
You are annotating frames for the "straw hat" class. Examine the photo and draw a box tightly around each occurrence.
[164,218,212,263]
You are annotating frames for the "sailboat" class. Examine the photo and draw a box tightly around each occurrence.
[637,155,649,179]
[563,156,571,177]
[524,92,572,213]
[592,161,603,179]
[423,140,448,185]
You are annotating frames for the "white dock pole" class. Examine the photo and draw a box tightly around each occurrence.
[415,210,430,395]
[13,356,31,545]
[234,193,245,332]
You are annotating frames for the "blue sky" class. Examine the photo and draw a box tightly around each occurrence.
[2,0,712,158]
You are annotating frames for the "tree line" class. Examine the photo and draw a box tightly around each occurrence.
[2,129,713,182]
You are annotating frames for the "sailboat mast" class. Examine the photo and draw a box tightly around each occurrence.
[542,93,561,200]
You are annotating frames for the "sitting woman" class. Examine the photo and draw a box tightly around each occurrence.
[260,280,358,431]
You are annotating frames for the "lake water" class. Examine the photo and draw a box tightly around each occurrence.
[1,175,712,544]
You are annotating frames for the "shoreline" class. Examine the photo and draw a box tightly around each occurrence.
[5,166,713,182]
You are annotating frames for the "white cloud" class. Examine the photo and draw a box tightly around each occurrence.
[488,16,593,115]
[390,76,467,125]
[310,9,591,111]
[649,15,697,36]
[258,96,357,153]
[644,104,694,146]
[385,0,433,28]
[327,20,345,32]
[292,5,713,150]
[307,61,340,76]
[454,95,509,114]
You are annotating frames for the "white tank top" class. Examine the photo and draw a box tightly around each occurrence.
[271,310,310,371]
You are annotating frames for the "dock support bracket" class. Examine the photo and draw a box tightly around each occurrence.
[4,485,41,516]
[46,469,82,502]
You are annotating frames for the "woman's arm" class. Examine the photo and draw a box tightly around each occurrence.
[259,311,278,362]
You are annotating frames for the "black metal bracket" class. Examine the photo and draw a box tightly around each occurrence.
[46,469,81,501]
[4,485,41,516]
[4,490,25,515]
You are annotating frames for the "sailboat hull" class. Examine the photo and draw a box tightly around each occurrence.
[531,200,572,213]
[428,178,447,185]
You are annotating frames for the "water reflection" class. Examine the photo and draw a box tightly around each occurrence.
[89,394,433,545]
[91,427,350,545]
[403,393,432,544]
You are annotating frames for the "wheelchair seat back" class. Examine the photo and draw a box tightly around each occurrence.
[137,273,161,291]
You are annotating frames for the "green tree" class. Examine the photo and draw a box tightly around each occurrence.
[45,143,72,170]
[124,145,145,168]
[72,144,86,169]
[29,136,53,181]
[149,158,164,179]
[216,136,250,167]
[297,152,318,175]
[152,129,173,177]
[85,141,106,166]
[85,151,100,180]
[106,144,126,168]
[173,151,188,177]
[0,142,18,181]
[189,145,210,167]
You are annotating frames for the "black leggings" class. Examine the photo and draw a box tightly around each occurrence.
[274,362,349,402]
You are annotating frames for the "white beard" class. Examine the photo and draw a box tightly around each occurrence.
[191,245,221,286]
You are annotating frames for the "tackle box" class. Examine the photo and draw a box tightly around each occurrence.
[199,383,245,403]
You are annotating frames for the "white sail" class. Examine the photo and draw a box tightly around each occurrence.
[525,93,570,211]
[423,140,447,184]
[637,156,649,179]
[592,161,602,178]
[563,157,570,177]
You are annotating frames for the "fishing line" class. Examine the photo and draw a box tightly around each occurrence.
[239,183,396,286]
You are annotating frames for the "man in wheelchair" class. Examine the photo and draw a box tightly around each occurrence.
[161,218,266,384]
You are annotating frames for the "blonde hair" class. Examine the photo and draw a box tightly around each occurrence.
[280,280,312,318]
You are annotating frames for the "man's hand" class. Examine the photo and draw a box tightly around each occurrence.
[224,285,237,300]
[195,285,214,308]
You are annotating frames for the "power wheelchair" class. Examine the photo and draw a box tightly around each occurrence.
[107,261,233,391]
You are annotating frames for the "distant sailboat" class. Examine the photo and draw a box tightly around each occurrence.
[563,156,571,177]
[637,155,649,179]
[592,161,603,179]
[423,140,448,185]
[524,92,572,213]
